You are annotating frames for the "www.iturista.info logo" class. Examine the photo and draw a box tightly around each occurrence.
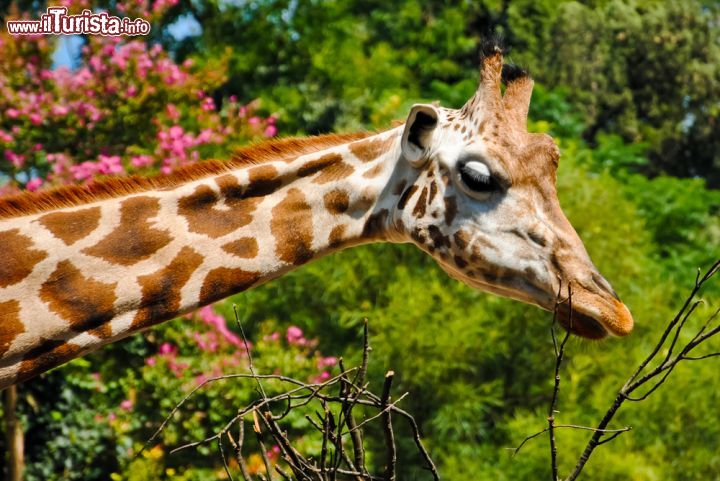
[6,7,150,36]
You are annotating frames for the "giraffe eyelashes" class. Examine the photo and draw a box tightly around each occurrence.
[457,160,501,198]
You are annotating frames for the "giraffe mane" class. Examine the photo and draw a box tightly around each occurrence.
[0,131,372,219]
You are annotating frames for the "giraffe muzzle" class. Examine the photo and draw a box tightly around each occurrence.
[556,283,635,339]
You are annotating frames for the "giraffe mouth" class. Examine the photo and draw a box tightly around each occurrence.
[556,303,608,339]
[554,291,634,339]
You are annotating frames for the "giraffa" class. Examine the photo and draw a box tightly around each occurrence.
[0,45,633,389]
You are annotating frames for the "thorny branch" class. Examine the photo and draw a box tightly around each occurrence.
[512,259,720,481]
[145,310,440,481]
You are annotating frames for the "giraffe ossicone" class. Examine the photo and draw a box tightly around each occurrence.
[0,45,633,389]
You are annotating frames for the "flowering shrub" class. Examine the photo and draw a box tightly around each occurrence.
[0,8,276,194]
[110,315,340,479]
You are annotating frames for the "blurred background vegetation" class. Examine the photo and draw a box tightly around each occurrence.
[1,0,719,479]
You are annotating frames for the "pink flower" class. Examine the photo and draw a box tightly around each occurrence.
[0,130,14,143]
[26,178,43,191]
[4,150,25,169]
[51,105,69,116]
[166,103,180,121]
[193,331,219,352]
[201,97,215,111]
[131,154,154,168]
[248,116,260,125]
[6,108,19,119]
[168,125,184,139]
[29,113,42,126]
[159,342,176,356]
[168,360,188,377]
[317,356,338,369]
[196,306,243,346]
[97,154,124,175]
[70,161,98,181]
[145,356,157,366]
[264,332,281,342]
[120,399,133,411]
[267,445,281,460]
[264,125,278,137]
[286,326,305,345]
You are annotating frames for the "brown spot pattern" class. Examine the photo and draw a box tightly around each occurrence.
[349,137,391,162]
[178,177,259,239]
[298,153,342,178]
[454,230,471,250]
[38,206,101,245]
[412,187,428,218]
[328,224,347,248]
[132,246,204,330]
[19,339,85,384]
[0,229,48,288]
[362,209,389,239]
[428,225,450,250]
[83,196,171,265]
[313,161,355,185]
[323,189,350,215]
[40,260,117,338]
[362,164,384,179]
[397,185,417,210]
[454,256,468,268]
[245,165,284,198]
[271,188,315,265]
[0,300,23,358]
[351,193,375,215]
[428,180,438,204]
[222,237,259,258]
[199,267,260,306]
[444,196,457,225]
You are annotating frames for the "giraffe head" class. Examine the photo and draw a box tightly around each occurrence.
[390,44,633,339]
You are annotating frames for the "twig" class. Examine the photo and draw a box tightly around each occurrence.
[548,285,572,480]
[228,419,252,481]
[146,316,440,480]
[234,304,267,400]
[253,411,275,481]
[380,371,396,481]
[509,425,631,457]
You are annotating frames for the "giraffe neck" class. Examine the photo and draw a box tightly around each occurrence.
[0,128,405,388]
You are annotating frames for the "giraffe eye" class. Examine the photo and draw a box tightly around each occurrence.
[458,160,499,196]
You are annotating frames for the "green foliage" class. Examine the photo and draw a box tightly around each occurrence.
[2,1,720,479]
[153,0,720,185]
[510,0,720,185]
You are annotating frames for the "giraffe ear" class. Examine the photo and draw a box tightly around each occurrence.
[401,104,439,167]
